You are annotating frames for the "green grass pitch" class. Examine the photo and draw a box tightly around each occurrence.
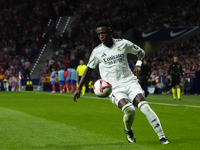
[0,91,200,150]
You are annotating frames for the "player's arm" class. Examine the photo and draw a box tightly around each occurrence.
[51,72,56,78]
[148,65,151,78]
[133,49,145,78]
[180,64,183,78]
[73,67,93,102]
[168,64,172,75]
[76,71,78,82]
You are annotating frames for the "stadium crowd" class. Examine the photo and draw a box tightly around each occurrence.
[49,0,200,75]
[0,0,78,90]
[147,34,200,80]
[1,0,200,91]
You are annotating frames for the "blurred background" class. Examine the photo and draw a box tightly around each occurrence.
[0,0,200,94]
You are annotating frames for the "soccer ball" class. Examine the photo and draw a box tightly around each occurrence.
[93,79,112,97]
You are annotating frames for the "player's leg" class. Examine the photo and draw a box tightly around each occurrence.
[71,80,76,93]
[176,78,181,100]
[63,84,66,92]
[82,83,86,96]
[51,81,55,93]
[69,83,73,93]
[172,78,176,100]
[71,84,75,93]
[144,78,149,97]
[3,82,8,91]
[172,87,176,100]
[119,99,136,143]
[118,99,135,132]
[67,83,70,93]
[140,77,145,91]
[133,94,169,144]
[78,76,86,96]
[111,93,136,143]
[59,81,63,93]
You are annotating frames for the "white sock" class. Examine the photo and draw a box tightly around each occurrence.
[138,101,165,140]
[122,103,135,131]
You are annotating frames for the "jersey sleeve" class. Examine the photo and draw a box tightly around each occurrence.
[87,50,99,69]
[125,39,142,55]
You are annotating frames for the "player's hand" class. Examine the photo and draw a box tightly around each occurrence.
[133,66,141,78]
[73,88,81,102]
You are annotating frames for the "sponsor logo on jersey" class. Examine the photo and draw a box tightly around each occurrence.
[103,54,124,65]
[101,53,107,57]
[117,46,122,51]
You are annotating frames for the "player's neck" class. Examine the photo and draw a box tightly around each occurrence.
[104,38,114,48]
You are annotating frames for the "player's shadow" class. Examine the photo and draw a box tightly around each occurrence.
[35,142,129,149]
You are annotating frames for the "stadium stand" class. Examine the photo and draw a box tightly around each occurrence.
[0,0,200,93]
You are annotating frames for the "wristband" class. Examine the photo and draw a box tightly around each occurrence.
[135,60,142,66]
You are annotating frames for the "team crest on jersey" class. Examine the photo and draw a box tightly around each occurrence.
[178,65,180,69]
[117,46,122,51]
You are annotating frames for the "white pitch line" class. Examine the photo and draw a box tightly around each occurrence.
[28,91,200,109]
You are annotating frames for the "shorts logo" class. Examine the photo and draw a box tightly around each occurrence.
[101,53,107,57]
[117,46,122,51]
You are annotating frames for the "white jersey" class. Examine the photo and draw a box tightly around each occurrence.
[87,38,142,89]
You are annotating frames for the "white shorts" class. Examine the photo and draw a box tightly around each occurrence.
[109,80,143,107]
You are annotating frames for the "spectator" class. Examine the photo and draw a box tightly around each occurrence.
[24,59,31,79]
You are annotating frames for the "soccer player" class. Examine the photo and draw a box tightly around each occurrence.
[64,67,73,93]
[50,68,57,93]
[73,20,169,145]
[3,72,9,91]
[77,60,87,96]
[70,67,78,93]
[58,67,65,93]
[168,56,183,100]
[141,59,151,97]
